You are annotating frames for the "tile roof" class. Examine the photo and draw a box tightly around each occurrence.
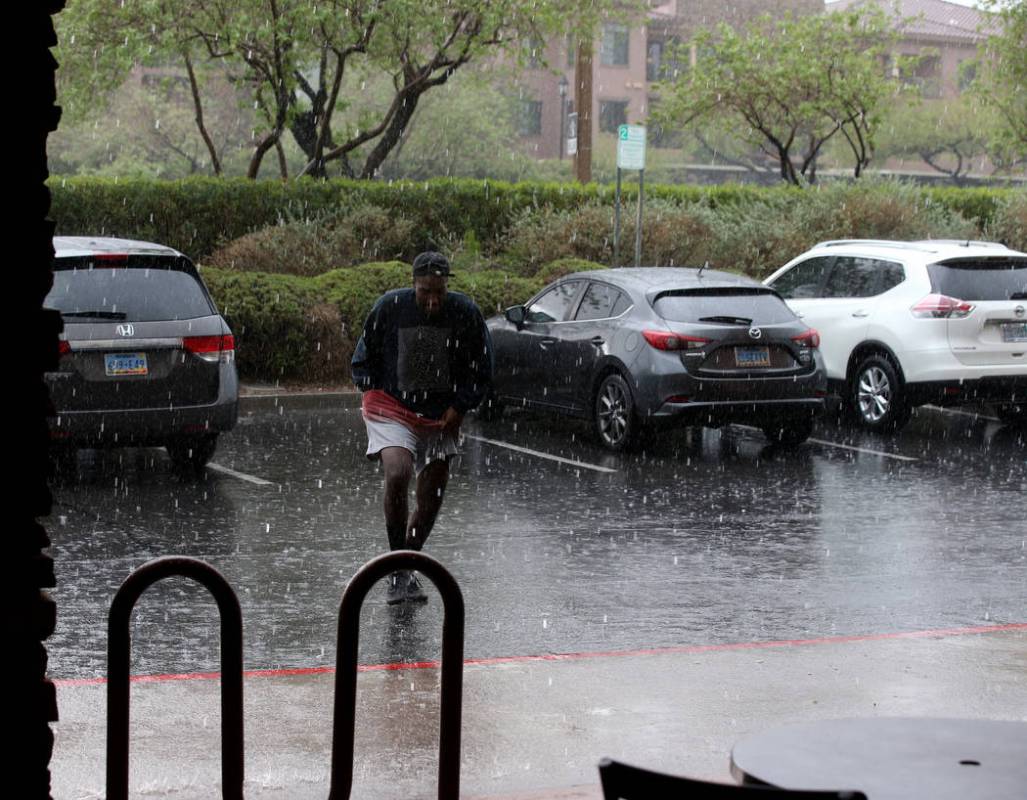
[826,0,996,42]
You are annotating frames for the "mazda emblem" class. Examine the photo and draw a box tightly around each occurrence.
[116,324,135,337]
[1016,305,1025,318]
[748,327,762,340]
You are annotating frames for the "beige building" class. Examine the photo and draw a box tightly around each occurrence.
[829,0,995,100]
[516,1,822,160]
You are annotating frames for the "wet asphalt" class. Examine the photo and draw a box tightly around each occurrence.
[46,394,1026,682]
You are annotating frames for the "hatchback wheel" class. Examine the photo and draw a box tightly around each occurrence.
[167,435,219,471]
[762,418,814,448]
[849,355,911,431]
[594,374,637,451]
[995,402,1026,427]
[478,392,503,422]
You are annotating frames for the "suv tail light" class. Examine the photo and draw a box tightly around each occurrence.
[911,294,975,319]
[791,329,821,348]
[643,330,710,351]
[184,334,235,363]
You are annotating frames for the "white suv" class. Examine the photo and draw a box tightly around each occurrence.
[763,240,1027,431]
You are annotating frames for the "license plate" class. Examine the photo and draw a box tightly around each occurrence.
[734,347,771,367]
[105,352,148,376]
[1001,322,1027,343]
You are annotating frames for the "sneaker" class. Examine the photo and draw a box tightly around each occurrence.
[405,572,428,603]
[386,570,409,605]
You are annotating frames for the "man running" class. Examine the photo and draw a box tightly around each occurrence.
[351,251,493,604]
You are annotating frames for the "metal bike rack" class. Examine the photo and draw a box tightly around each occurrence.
[328,550,465,800]
[106,556,244,800]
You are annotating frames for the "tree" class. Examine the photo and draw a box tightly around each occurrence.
[876,97,1021,184]
[57,0,635,180]
[652,8,901,186]
[975,0,1027,163]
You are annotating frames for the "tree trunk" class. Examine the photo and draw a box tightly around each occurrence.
[574,40,593,184]
[184,53,222,176]
[360,89,423,179]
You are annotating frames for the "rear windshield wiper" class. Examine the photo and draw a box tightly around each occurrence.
[61,311,128,319]
[1010,292,1027,300]
[699,315,753,325]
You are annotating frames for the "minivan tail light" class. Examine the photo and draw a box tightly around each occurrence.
[183,334,235,363]
[791,328,821,348]
[911,294,975,319]
[643,330,710,351]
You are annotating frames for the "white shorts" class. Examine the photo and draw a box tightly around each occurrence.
[363,416,461,474]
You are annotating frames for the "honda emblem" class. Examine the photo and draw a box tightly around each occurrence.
[116,324,135,337]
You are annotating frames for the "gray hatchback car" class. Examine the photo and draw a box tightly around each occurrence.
[485,268,827,450]
[45,237,238,470]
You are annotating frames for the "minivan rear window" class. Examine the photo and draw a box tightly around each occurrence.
[928,257,1027,301]
[46,256,217,321]
[652,288,796,324]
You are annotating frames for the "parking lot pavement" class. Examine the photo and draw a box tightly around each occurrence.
[52,627,1027,799]
[46,392,1026,798]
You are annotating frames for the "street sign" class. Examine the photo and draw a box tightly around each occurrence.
[616,124,646,170]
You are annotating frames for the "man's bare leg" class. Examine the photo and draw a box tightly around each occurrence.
[406,457,450,551]
[380,447,413,551]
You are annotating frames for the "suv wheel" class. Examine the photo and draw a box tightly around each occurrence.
[594,374,638,451]
[478,392,503,422]
[762,417,814,447]
[167,435,219,472]
[995,402,1026,427]
[849,354,911,431]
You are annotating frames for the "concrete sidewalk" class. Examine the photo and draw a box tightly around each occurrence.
[51,627,1027,799]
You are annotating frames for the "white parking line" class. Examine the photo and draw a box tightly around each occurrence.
[206,463,275,485]
[807,438,919,462]
[464,435,618,474]
[923,405,1000,422]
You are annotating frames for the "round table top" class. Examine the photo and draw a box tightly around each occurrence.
[730,717,1027,800]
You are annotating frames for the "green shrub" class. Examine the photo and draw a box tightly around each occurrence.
[206,205,417,276]
[534,258,608,284]
[700,179,979,277]
[986,191,1027,252]
[200,267,350,382]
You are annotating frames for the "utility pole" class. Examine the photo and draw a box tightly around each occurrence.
[573,39,593,183]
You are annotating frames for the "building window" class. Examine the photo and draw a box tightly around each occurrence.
[646,40,663,82]
[519,100,543,136]
[958,60,977,93]
[525,35,545,69]
[599,100,629,133]
[566,34,576,68]
[601,24,629,67]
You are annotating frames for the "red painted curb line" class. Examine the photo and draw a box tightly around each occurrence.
[54,622,1027,687]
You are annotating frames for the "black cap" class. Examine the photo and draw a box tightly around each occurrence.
[412,251,451,277]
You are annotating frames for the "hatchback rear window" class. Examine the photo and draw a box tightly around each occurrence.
[928,257,1027,301]
[652,288,797,324]
[47,256,217,321]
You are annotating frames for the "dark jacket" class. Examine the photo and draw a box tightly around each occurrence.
[350,288,493,419]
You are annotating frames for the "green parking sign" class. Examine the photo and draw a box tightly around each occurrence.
[616,124,646,170]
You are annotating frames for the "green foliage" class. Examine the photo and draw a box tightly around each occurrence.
[199,267,348,382]
[654,7,901,184]
[986,191,1027,252]
[534,258,608,284]
[207,206,418,275]
[975,1,1027,163]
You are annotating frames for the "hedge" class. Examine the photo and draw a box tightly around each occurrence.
[200,260,564,383]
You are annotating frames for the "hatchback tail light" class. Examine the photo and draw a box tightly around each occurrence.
[183,334,235,363]
[643,330,710,351]
[911,294,975,319]
[58,340,71,356]
[791,329,821,348]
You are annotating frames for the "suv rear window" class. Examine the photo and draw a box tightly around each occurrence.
[46,256,217,321]
[653,288,796,324]
[928,257,1027,301]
